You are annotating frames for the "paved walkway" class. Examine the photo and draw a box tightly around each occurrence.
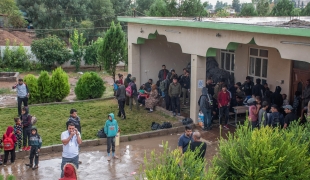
[1,133,217,180]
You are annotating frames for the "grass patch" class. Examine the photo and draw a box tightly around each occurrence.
[0,99,177,146]
[102,85,114,98]
[0,88,12,95]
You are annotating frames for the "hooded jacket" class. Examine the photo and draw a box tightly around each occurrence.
[200,87,212,110]
[59,163,78,180]
[2,126,17,144]
[29,127,42,149]
[66,116,81,134]
[116,84,126,101]
[103,113,119,137]
[21,107,32,128]
[124,74,131,87]
[271,86,283,108]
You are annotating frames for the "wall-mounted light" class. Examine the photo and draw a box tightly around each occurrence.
[165,29,181,34]
[216,33,221,37]
[140,28,144,33]
[281,41,310,46]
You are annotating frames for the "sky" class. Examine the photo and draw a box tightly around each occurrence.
[204,0,252,6]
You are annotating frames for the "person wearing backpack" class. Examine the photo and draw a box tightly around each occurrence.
[199,87,213,131]
[268,104,284,128]
[124,74,132,106]
[2,126,17,166]
[116,81,126,119]
[21,107,32,151]
[128,77,139,111]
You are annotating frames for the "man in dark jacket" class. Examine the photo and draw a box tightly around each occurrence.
[129,77,139,111]
[144,79,153,92]
[205,78,214,97]
[283,105,298,129]
[66,109,81,134]
[180,71,190,106]
[242,76,254,97]
[200,87,213,131]
[116,81,126,119]
[21,107,32,151]
[252,79,265,98]
[158,65,169,81]
[271,86,283,108]
[169,77,182,116]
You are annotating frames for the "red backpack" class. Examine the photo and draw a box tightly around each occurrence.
[126,82,133,97]
[3,133,14,151]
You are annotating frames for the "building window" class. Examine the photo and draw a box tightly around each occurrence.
[248,48,268,84]
[220,50,235,77]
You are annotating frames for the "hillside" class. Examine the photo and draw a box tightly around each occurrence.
[0,29,35,46]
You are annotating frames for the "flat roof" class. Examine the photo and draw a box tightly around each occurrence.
[118,16,310,38]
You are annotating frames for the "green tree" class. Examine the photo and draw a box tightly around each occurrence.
[256,0,270,16]
[24,74,39,104]
[215,0,228,9]
[179,0,206,17]
[75,72,106,100]
[2,40,30,70]
[240,3,257,16]
[37,71,51,103]
[291,8,301,15]
[50,67,70,102]
[136,0,155,15]
[232,0,241,12]
[110,0,131,16]
[31,36,71,69]
[147,0,171,16]
[165,0,179,16]
[271,0,294,16]
[69,29,86,71]
[84,38,103,67]
[0,0,27,28]
[98,22,127,82]
[302,2,310,15]
[88,0,115,28]
[216,9,230,17]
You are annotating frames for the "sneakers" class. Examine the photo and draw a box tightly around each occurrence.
[32,165,38,170]
[223,125,229,130]
[25,164,33,168]
[79,161,82,164]
[3,164,7,167]
[107,156,111,161]
[22,147,26,151]
[113,155,119,159]
[26,146,31,151]
[19,149,22,152]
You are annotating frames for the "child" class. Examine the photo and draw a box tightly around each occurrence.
[14,117,23,152]
[25,127,42,170]
[258,101,269,127]
[113,80,120,96]
[104,113,119,161]
[59,163,78,180]
[2,126,17,166]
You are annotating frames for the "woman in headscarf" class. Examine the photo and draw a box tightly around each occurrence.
[145,84,160,113]
[124,74,132,106]
[59,163,78,180]
[2,126,17,166]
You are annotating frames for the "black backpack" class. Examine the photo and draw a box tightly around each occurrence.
[198,94,213,109]
[160,122,172,129]
[271,114,281,127]
[182,118,193,125]
[151,122,161,130]
[97,129,107,138]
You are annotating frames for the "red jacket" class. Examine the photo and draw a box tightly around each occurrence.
[217,91,230,108]
[2,126,17,144]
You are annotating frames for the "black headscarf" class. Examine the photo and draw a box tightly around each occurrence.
[125,74,132,84]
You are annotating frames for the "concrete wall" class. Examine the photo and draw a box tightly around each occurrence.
[140,35,190,84]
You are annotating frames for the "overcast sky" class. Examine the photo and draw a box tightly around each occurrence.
[205,0,252,6]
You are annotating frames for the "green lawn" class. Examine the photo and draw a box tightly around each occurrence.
[0,99,177,146]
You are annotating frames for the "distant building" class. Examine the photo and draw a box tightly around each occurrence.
[226,8,236,15]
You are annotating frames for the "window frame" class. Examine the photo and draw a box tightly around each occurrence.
[248,48,268,84]
[220,49,235,76]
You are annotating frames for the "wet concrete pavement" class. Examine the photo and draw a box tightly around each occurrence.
[1,133,218,180]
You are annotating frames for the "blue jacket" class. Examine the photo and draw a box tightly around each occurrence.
[268,112,284,127]
[104,113,119,137]
[29,127,42,149]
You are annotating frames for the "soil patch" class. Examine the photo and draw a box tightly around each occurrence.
[0,29,32,46]
[279,19,310,27]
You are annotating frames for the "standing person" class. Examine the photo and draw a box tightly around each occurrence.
[160,78,171,111]
[60,123,82,178]
[283,105,298,129]
[268,104,284,128]
[258,101,269,127]
[116,81,126,119]
[248,97,261,129]
[21,107,32,151]
[252,79,265,98]
[103,113,119,161]
[25,127,42,170]
[293,91,302,115]
[66,109,82,164]
[124,74,132,106]
[178,126,193,154]
[282,94,289,106]
[189,132,207,160]
[13,117,22,152]
[158,65,169,81]
[178,68,187,83]
[118,74,124,85]
[301,79,310,120]
[218,85,231,130]
[129,77,140,111]
[205,78,214,97]
[180,71,190,106]
[213,78,225,101]
[145,84,159,113]
[200,87,213,131]
[167,69,178,84]
[2,126,17,166]
[242,76,254,99]
[169,77,182,116]
[12,78,30,116]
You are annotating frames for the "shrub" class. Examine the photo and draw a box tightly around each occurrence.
[2,40,31,70]
[37,71,51,103]
[212,121,310,179]
[75,72,105,100]
[24,74,39,104]
[138,141,218,180]
[50,67,70,102]
[0,174,16,180]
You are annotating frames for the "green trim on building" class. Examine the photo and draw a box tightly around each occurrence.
[206,48,217,57]
[118,17,310,38]
[148,33,157,39]
[226,42,239,50]
[137,37,145,44]
[248,38,257,45]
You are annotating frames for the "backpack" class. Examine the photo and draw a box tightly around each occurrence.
[113,83,118,91]
[31,115,37,125]
[160,122,172,129]
[97,129,107,138]
[151,122,161,130]
[198,94,213,109]
[126,82,133,97]
[271,114,281,127]
[182,118,193,125]
[3,133,14,151]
